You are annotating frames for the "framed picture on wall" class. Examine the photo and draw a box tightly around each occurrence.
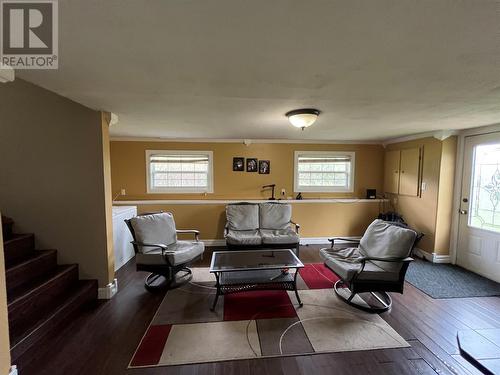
[246,158,258,172]
[259,160,270,174]
[233,157,245,171]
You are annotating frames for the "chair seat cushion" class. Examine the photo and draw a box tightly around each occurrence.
[320,247,399,282]
[260,229,299,245]
[136,241,205,266]
[225,229,262,246]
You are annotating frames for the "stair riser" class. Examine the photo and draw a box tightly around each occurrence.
[6,251,58,294]
[8,266,79,343]
[2,221,13,241]
[4,234,35,267]
[10,280,98,363]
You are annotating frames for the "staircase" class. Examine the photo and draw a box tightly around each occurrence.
[1,216,98,363]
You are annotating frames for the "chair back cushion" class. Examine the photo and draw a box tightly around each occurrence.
[129,212,177,253]
[359,219,417,271]
[259,203,292,230]
[226,203,259,231]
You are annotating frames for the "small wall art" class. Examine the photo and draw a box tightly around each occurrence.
[232,157,245,171]
[246,158,258,172]
[259,160,270,174]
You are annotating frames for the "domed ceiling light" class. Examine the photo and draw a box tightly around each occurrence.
[286,108,320,130]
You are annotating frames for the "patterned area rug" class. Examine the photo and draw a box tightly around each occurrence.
[129,264,408,368]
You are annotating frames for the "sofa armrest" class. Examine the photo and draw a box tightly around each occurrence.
[290,220,300,234]
[352,256,413,277]
[355,256,413,263]
[131,241,176,255]
[328,237,361,248]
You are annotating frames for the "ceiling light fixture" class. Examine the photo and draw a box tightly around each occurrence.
[286,108,320,130]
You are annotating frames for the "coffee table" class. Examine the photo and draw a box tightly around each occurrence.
[209,249,304,311]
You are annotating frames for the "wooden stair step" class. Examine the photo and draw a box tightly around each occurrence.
[6,250,58,293]
[10,279,98,362]
[4,234,35,267]
[1,216,14,241]
[8,264,79,343]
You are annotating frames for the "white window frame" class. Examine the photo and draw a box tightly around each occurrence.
[293,151,355,193]
[146,150,214,194]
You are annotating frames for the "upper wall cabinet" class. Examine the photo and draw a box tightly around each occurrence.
[384,147,421,196]
[384,150,401,194]
[399,148,421,196]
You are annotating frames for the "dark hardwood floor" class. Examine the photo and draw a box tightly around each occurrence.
[16,245,498,375]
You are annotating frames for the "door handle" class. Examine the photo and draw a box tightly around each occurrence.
[459,209,468,215]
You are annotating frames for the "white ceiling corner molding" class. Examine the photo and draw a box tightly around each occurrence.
[0,64,15,83]
[433,130,459,141]
[460,122,500,137]
[109,137,383,145]
[382,130,460,147]
[103,112,119,126]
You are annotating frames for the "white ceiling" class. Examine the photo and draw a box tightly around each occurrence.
[18,0,500,141]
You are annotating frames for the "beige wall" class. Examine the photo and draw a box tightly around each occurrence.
[111,141,384,200]
[0,79,114,287]
[111,141,385,238]
[0,217,11,375]
[385,136,457,255]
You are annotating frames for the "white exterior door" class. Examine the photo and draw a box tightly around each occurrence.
[457,133,500,282]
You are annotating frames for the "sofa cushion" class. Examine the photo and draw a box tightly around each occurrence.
[320,247,400,282]
[359,219,417,272]
[226,204,259,231]
[259,203,292,229]
[130,212,177,253]
[260,229,299,245]
[136,240,204,266]
[225,229,262,246]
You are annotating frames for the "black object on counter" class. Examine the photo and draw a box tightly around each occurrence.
[262,184,276,200]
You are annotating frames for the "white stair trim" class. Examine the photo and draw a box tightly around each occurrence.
[98,278,118,299]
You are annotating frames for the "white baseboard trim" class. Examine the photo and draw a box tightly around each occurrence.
[300,236,361,245]
[432,254,452,264]
[203,239,226,246]
[204,239,452,262]
[98,278,118,299]
[9,366,17,375]
[413,248,451,263]
[202,237,360,247]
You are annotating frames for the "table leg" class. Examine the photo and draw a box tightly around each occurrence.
[293,269,303,307]
[211,272,220,311]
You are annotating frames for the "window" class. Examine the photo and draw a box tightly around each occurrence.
[146,150,214,193]
[294,151,355,192]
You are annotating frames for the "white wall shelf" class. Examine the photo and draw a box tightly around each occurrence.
[113,198,387,205]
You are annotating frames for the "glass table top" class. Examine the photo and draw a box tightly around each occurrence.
[209,249,304,272]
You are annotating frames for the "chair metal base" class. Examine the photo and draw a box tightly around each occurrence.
[333,280,392,313]
[144,267,193,292]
